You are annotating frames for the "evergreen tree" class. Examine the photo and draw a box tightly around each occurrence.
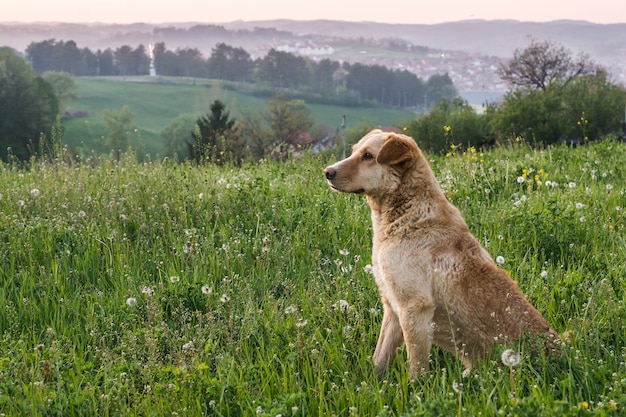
[190,100,245,165]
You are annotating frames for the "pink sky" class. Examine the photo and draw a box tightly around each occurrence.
[2,0,623,24]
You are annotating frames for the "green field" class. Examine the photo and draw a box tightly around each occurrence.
[1,139,625,415]
[64,77,415,158]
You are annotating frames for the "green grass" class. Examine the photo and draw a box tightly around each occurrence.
[64,77,415,158]
[0,139,625,416]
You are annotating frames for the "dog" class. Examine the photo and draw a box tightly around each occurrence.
[324,129,558,378]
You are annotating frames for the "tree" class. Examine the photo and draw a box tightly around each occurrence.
[208,43,253,81]
[103,105,136,159]
[0,47,59,161]
[190,100,245,165]
[240,94,314,161]
[405,98,489,153]
[161,114,197,160]
[498,39,596,91]
[257,49,311,89]
[425,73,458,110]
[42,71,78,113]
[492,68,626,145]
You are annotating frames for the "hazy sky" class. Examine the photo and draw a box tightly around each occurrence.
[2,0,623,25]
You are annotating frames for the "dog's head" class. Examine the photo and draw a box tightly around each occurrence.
[324,129,422,197]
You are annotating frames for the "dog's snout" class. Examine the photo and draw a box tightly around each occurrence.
[324,166,337,180]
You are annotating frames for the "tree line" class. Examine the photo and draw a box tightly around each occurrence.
[2,39,625,164]
[25,40,457,109]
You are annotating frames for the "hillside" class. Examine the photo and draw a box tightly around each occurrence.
[63,77,415,158]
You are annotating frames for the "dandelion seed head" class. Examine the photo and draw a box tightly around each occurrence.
[201,285,212,295]
[339,249,349,256]
[30,188,40,197]
[333,299,350,313]
[501,349,521,367]
[220,294,230,303]
[284,305,299,315]
[540,270,548,278]
[126,297,137,307]
[452,380,463,394]
[169,275,180,283]
[141,286,154,297]
[576,202,585,209]
[517,176,525,184]
[496,256,505,265]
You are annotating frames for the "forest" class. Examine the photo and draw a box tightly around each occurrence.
[25,39,457,110]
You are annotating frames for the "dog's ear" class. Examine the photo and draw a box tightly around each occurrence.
[377,134,415,167]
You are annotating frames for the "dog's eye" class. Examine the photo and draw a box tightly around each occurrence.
[362,152,374,161]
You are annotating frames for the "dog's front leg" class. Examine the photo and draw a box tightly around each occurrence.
[399,300,435,379]
[373,298,404,377]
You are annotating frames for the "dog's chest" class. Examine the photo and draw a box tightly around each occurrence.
[371,245,406,317]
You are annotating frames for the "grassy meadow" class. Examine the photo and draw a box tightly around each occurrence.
[64,77,415,158]
[0,138,625,416]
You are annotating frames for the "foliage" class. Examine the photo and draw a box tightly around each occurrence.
[490,84,566,146]
[240,94,314,161]
[102,105,137,159]
[25,39,449,110]
[207,43,254,82]
[0,140,625,416]
[41,71,78,113]
[490,40,626,145]
[491,70,626,145]
[498,39,597,91]
[0,47,59,161]
[405,98,490,153]
[425,72,459,109]
[161,114,198,160]
[190,100,246,165]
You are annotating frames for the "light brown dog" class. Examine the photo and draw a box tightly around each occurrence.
[324,129,557,378]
